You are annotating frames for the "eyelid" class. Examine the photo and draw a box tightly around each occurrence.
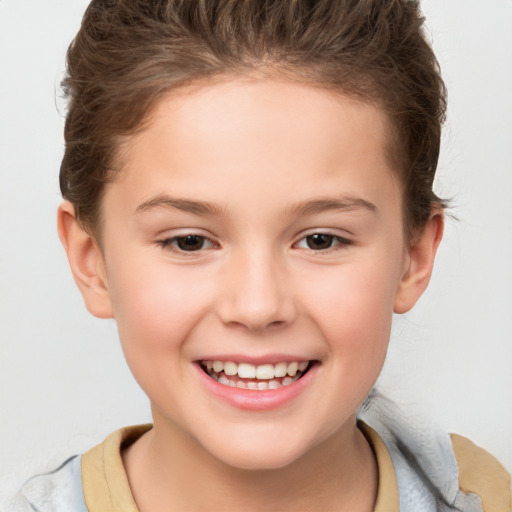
[155,231,220,255]
[293,229,353,252]
[154,228,353,255]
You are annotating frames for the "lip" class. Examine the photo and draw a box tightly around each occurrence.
[194,360,318,411]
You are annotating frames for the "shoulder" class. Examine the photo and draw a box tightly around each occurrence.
[9,425,150,512]
[13,456,88,512]
[357,391,511,511]
[81,424,151,511]
[450,434,511,512]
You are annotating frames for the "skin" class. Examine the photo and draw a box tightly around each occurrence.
[58,78,443,511]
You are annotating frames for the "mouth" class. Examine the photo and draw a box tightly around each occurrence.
[200,360,314,390]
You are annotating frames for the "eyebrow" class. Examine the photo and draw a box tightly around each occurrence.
[286,196,378,216]
[135,195,225,216]
[135,194,377,217]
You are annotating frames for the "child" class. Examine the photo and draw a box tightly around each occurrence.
[11,0,511,511]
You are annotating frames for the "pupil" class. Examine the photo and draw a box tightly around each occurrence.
[307,233,333,250]
[177,235,204,251]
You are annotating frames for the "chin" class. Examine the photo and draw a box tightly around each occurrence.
[202,432,312,471]
[216,448,303,471]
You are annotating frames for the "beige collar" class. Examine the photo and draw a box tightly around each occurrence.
[82,422,399,511]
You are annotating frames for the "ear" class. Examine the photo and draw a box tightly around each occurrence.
[57,201,114,319]
[394,209,444,314]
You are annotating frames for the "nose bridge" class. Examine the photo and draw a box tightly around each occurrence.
[217,242,295,331]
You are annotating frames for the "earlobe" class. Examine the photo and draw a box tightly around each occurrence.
[57,201,114,319]
[394,210,444,314]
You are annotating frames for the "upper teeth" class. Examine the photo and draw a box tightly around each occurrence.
[204,360,309,380]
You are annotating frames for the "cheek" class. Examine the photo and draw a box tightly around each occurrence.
[106,258,213,355]
[105,259,220,409]
[301,264,398,419]
[300,255,399,358]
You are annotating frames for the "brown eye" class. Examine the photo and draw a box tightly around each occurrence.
[296,232,352,252]
[176,235,207,251]
[157,234,216,254]
[305,233,335,250]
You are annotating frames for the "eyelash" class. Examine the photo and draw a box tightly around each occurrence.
[294,232,353,254]
[156,232,352,255]
[156,234,217,254]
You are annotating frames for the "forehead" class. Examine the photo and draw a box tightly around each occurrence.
[108,78,401,222]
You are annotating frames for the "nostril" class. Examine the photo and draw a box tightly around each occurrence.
[216,263,297,331]
[218,299,297,332]
[268,319,286,328]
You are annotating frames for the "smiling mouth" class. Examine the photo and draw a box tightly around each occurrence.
[200,360,313,390]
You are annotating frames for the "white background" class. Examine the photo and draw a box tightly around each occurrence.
[1,0,511,498]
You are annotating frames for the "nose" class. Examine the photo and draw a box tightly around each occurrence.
[217,248,297,332]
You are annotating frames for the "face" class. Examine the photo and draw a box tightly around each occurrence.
[90,79,415,469]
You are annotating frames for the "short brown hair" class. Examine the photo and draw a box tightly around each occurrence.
[60,0,446,238]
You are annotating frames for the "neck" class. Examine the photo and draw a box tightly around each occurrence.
[123,412,378,512]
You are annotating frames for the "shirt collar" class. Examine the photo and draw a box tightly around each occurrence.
[82,422,398,511]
